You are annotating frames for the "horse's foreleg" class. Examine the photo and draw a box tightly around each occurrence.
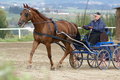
[45,43,55,70]
[28,40,40,68]
[57,42,71,68]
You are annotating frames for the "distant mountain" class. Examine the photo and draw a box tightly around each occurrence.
[0,0,120,10]
[43,0,120,9]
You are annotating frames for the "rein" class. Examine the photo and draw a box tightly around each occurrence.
[30,20,52,24]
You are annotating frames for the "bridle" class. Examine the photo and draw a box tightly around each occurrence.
[22,8,53,25]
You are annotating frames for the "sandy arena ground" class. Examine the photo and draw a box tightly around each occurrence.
[0,42,120,80]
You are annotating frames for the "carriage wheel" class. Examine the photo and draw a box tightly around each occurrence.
[87,52,98,68]
[69,52,83,69]
[97,49,110,70]
[112,47,120,69]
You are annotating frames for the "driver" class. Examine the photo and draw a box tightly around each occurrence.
[83,12,107,45]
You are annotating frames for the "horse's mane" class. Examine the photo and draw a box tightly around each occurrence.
[31,8,50,21]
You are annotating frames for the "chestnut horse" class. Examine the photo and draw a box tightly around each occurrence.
[18,4,80,70]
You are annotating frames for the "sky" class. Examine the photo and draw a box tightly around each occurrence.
[0,0,120,9]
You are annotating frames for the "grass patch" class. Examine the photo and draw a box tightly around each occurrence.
[0,34,33,42]
[0,62,31,80]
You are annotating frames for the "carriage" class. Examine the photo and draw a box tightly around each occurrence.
[68,28,120,70]
[19,4,120,70]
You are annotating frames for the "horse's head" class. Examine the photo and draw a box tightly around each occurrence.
[18,4,33,27]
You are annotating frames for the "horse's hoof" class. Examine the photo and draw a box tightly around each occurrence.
[27,65,32,69]
[51,66,56,71]
[57,64,63,68]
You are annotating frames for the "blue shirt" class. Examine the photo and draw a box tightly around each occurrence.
[84,19,106,32]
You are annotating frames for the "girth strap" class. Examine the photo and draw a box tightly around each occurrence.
[51,19,59,33]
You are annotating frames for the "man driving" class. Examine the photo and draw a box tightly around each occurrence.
[83,12,107,45]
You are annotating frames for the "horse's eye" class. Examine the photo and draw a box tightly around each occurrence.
[24,13,29,17]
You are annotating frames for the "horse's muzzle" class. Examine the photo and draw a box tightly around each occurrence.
[18,21,26,27]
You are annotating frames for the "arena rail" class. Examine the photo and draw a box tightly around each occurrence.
[0,27,116,39]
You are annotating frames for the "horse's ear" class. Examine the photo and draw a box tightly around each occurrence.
[25,4,30,8]
[23,4,26,8]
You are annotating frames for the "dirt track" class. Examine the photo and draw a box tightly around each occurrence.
[0,42,120,80]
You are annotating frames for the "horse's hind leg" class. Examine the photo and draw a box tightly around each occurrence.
[45,43,55,70]
[27,40,40,68]
[57,42,72,68]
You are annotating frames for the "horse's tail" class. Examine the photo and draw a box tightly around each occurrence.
[71,23,81,49]
[76,30,81,41]
[73,23,81,41]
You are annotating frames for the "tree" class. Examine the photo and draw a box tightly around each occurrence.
[9,6,23,14]
[0,8,8,39]
[115,7,120,40]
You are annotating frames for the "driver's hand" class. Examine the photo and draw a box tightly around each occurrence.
[82,25,85,28]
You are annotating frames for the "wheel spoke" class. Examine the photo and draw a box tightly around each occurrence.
[91,60,95,66]
[89,59,94,64]
[87,51,98,68]
[97,49,110,70]
[98,60,103,66]
[69,52,83,69]
[112,47,120,69]
[103,61,107,67]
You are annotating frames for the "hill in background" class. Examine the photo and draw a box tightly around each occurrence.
[0,0,120,10]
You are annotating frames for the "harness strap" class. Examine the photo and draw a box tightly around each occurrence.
[31,21,52,24]
[34,31,72,43]
[55,42,66,51]
[32,19,59,33]
[51,20,76,37]
[51,20,59,33]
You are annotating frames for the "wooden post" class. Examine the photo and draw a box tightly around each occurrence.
[18,28,21,39]
[115,7,120,41]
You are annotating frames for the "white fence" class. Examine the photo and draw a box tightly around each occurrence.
[0,27,34,39]
[0,27,116,39]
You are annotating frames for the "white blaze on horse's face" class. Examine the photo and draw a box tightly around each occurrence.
[18,9,32,27]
